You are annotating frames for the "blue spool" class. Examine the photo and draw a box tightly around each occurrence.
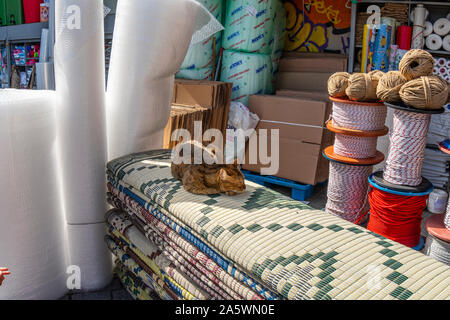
[368,171,434,197]
[412,236,425,251]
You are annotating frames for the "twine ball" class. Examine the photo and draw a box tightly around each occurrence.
[399,75,448,110]
[328,72,350,98]
[399,49,434,81]
[376,71,408,102]
[346,71,383,102]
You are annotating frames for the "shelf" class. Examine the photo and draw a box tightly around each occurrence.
[0,22,48,42]
[425,49,450,56]
[357,0,450,5]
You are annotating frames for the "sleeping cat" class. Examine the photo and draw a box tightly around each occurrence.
[171,141,246,196]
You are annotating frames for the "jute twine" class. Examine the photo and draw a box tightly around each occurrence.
[328,72,350,98]
[399,75,448,110]
[346,70,384,102]
[399,49,434,81]
[376,71,408,102]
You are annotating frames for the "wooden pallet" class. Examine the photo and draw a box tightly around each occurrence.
[242,170,325,201]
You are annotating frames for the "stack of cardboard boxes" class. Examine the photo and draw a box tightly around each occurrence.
[164,79,232,149]
[242,53,348,185]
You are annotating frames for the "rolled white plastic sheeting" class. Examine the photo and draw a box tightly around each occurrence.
[54,0,107,225]
[66,223,113,291]
[426,34,443,51]
[106,0,222,160]
[0,90,68,300]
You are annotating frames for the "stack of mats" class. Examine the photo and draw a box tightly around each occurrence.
[105,150,450,300]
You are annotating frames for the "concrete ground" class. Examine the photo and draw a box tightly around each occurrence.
[60,181,435,300]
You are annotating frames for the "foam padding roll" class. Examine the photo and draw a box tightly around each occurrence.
[54,0,107,224]
[106,0,221,160]
[222,0,277,54]
[220,50,273,105]
[0,90,68,300]
[66,223,113,291]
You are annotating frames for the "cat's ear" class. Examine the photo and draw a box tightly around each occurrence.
[233,159,239,167]
[219,168,229,181]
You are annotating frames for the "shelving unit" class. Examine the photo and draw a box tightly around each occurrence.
[348,0,450,73]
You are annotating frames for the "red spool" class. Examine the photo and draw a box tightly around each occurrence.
[396,26,412,50]
[367,187,428,248]
[23,0,43,24]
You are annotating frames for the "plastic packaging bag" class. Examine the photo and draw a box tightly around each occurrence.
[223,0,277,54]
[220,49,273,105]
[225,101,260,163]
[270,0,286,75]
[176,67,214,80]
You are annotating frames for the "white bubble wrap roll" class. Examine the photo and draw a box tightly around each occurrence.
[0,90,68,300]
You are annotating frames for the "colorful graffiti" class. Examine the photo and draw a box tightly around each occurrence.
[283,0,351,53]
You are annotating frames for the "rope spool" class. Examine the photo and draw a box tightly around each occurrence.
[425,214,450,266]
[383,109,431,186]
[330,99,387,131]
[399,75,448,110]
[346,71,384,102]
[334,134,378,159]
[445,199,450,230]
[328,72,350,98]
[376,71,408,103]
[399,49,434,80]
[326,162,373,224]
[367,186,427,248]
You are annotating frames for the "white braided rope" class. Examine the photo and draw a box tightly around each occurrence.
[445,198,450,230]
[326,162,373,224]
[334,134,378,159]
[332,101,387,131]
[424,234,450,266]
[383,110,431,186]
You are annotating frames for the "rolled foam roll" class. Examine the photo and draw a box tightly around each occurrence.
[426,34,443,51]
[433,18,450,36]
[424,21,433,37]
[0,90,68,300]
[106,0,222,160]
[66,223,113,291]
[443,35,450,52]
[54,0,107,224]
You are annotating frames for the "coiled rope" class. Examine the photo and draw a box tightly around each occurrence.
[445,199,450,230]
[326,162,372,224]
[424,235,450,266]
[332,101,387,130]
[367,187,427,248]
[334,134,378,159]
[383,110,431,186]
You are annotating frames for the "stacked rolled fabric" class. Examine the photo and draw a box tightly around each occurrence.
[424,16,450,53]
[220,0,285,105]
[366,49,448,251]
[103,150,450,300]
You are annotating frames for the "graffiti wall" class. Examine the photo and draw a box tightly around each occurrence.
[283,0,351,54]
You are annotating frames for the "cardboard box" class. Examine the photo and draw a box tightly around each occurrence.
[278,53,348,73]
[242,93,334,185]
[166,80,232,149]
[276,53,348,93]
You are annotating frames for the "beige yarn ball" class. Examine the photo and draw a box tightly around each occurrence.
[399,49,434,81]
[399,75,448,110]
[328,72,350,98]
[376,71,408,102]
[345,72,382,102]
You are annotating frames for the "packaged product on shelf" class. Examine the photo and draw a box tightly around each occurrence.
[222,0,277,54]
[176,66,214,81]
[270,0,286,76]
[220,50,273,105]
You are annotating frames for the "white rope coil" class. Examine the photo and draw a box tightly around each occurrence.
[326,162,373,224]
[334,134,378,159]
[424,234,450,266]
[383,110,431,186]
[332,101,387,131]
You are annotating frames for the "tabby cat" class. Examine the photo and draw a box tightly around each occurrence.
[171,141,246,196]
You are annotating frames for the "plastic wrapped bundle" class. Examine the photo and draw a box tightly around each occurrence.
[220,50,273,105]
[223,0,277,54]
[176,66,214,80]
[271,0,286,75]
[106,0,222,160]
[0,90,68,300]
[181,0,224,70]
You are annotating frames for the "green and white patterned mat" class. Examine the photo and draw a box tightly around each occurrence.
[107,150,450,300]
